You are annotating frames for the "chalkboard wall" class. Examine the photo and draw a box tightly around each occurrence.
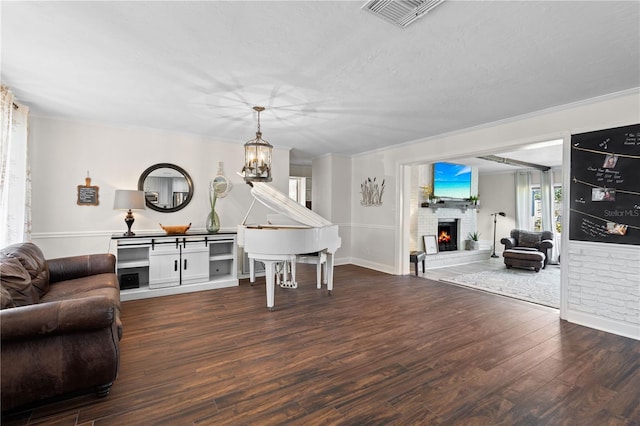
[569,123,640,245]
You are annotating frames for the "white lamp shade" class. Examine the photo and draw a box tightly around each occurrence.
[113,190,146,210]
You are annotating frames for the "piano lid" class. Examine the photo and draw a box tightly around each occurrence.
[250,181,332,228]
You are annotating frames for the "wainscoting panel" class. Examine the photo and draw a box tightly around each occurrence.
[31,231,115,259]
[350,223,396,274]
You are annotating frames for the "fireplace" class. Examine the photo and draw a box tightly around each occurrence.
[437,219,459,252]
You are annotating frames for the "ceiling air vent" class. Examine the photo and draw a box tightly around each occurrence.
[362,0,445,28]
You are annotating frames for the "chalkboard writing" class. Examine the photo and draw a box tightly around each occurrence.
[77,185,99,206]
[569,123,640,245]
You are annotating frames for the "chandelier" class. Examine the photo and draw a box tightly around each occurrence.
[242,106,273,183]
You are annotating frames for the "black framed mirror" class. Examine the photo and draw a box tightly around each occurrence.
[138,163,194,213]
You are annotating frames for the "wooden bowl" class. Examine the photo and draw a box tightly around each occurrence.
[159,223,191,235]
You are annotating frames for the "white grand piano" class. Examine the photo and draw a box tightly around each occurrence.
[237,181,341,311]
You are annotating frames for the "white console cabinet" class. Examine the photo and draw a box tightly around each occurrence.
[112,232,238,301]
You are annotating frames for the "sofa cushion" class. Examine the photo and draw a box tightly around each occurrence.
[1,285,16,309]
[40,273,120,306]
[0,257,39,306]
[0,242,50,297]
[518,231,542,248]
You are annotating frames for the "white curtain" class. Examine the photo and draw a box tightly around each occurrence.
[540,169,560,264]
[515,171,531,230]
[1,85,31,247]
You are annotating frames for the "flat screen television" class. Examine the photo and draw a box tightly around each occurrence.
[433,162,472,199]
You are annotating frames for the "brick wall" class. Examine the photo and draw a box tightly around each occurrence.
[566,242,640,339]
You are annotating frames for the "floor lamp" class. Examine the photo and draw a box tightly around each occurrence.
[491,212,506,258]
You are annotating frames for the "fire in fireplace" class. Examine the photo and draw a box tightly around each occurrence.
[437,219,458,252]
[438,230,452,243]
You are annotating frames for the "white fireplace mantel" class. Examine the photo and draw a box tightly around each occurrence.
[421,201,479,213]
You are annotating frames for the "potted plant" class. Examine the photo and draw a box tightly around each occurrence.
[468,195,479,206]
[420,184,434,207]
[467,231,480,250]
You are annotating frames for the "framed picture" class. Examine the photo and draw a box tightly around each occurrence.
[77,185,99,206]
[602,154,618,169]
[423,235,438,255]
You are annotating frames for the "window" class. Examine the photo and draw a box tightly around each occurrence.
[532,186,562,233]
[289,177,306,206]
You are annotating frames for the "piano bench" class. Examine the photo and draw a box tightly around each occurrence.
[409,251,426,276]
[296,251,328,289]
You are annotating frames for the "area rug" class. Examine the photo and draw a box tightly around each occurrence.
[440,265,560,309]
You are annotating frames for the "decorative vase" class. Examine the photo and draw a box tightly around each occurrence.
[206,210,220,233]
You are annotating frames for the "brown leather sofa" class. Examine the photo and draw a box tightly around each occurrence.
[0,242,122,412]
[500,229,554,268]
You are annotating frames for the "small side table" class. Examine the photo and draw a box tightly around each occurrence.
[409,251,426,276]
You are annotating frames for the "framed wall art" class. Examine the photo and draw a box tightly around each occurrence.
[423,234,438,255]
[77,174,99,206]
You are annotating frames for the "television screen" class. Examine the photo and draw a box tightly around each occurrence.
[433,162,472,199]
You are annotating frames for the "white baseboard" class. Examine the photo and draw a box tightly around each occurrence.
[566,309,639,340]
[121,279,238,301]
[334,257,351,267]
[349,257,394,274]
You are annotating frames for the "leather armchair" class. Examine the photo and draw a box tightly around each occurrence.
[500,229,554,267]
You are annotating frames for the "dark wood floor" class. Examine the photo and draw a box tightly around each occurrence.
[3,264,640,425]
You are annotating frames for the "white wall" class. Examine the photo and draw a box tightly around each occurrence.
[29,116,290,259]
[478,172,516,253]
[349,154,396,273]
[312,154,351,264]
[290,164,311,178]
[409,165,419,251]
[312,155,332,222]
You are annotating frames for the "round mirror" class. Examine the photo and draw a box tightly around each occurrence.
[138,163,194,213]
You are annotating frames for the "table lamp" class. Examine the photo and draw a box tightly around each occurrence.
[113,190,146,236]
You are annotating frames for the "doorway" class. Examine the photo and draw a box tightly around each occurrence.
[398,138,565,309]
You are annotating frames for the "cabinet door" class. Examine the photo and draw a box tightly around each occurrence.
[149,246,181,288]
[181,246,209,284]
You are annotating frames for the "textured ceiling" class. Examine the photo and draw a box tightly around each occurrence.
[2,1,639,166]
